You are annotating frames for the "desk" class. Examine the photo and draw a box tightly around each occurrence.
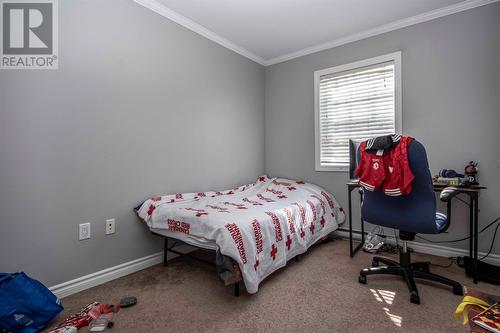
[346,180,487,283]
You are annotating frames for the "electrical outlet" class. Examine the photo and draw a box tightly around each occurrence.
[106,218,115,235]
[79,223,91,240]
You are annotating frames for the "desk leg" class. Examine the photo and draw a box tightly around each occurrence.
[360,192,365,246]
[469,195,473,260]
[473,194,479,284]
[348,188,354,257]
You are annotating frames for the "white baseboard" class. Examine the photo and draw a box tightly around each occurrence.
[335,229,500,266]
[49,252,164,299]
[49,232,500,299]
[50,243,195,299]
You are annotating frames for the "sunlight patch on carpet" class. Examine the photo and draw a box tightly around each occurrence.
[370,289,396,305]
[383,307,402,327]
[370,289,401,327]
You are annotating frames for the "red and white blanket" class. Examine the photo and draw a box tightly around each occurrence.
[137,175,345,293]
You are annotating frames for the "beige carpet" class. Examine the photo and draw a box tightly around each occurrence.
[45,240,500,333]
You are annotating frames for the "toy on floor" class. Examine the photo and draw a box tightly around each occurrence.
[471,303,500,333]
[119,296,137,308]
[455,287,500,333]
[48,302,100,333]
[49,296,137,332]
[362,232,384,253]
[89,313,114,332]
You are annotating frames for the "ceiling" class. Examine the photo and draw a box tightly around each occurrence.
[135,0,496,65]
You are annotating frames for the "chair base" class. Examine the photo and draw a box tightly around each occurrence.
[359,250,463,304]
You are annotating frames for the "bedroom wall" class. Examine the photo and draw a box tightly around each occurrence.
[265,3,500,256]
[0,0,265,286]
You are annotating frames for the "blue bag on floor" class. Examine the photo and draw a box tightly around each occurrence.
[0,272,63,333]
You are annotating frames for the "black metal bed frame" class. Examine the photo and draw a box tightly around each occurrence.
[152,231,242,296]
[153,231,334,297]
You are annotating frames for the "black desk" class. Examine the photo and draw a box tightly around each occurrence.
[346,180,487,283]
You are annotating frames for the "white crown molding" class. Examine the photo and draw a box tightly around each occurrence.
[336,229,500,266]
[263,0,500,66]
[135,0,498,66]
[133,0,265,65]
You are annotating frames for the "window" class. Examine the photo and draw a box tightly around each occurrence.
[314,52,402,171]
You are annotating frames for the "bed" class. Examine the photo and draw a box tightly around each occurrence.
[135,175,345,295]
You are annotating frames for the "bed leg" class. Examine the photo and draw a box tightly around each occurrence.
[163,238,168,267]
[234,282,240,297]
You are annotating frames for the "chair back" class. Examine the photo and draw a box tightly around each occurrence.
[360,140,439,234]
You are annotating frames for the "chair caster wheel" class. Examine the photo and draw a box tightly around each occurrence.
[372,259,379,267]
[453,286,464,296]
[358,275,367,284]
[410,292,420,304]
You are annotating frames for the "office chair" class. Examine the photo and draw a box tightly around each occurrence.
[357,140,463,304]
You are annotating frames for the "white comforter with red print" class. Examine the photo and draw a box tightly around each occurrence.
[137,175,345,294]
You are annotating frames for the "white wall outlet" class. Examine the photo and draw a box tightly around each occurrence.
[79,222,91,240]
[106,218,115,235]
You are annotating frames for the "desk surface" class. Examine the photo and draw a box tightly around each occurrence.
[347,179,486,192]
[431,183,487,192]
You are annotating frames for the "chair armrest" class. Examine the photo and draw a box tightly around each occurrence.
[440,187,459,202]
[438,188,457,233]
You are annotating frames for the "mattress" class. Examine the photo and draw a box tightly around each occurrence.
[149,227,218,251]
[137,175,345,293]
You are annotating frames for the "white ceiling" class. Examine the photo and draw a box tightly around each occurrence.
[136,0,496,65]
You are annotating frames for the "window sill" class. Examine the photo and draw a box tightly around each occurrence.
[315,166,349,172]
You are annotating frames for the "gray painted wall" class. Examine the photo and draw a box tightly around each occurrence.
[0,0,265,286]
[1,0,498,288]
[265,4,500,255]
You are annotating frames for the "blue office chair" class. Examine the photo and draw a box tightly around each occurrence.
[357,140,463,304]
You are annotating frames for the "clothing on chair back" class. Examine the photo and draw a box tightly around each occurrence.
[365,134,402,152]
[355,136,415,196]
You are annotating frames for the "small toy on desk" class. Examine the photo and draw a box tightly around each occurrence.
[439,169,465,179]
[434,162,480,186]
[434,169,464,186]
[433,175,461,186]
[465,161,479,185]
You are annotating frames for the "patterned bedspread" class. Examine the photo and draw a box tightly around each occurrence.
[137,175,345,293]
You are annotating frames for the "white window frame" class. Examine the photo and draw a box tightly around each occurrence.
[314,51,402,172]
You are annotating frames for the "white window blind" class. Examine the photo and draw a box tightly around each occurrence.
[314,52,401,171]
